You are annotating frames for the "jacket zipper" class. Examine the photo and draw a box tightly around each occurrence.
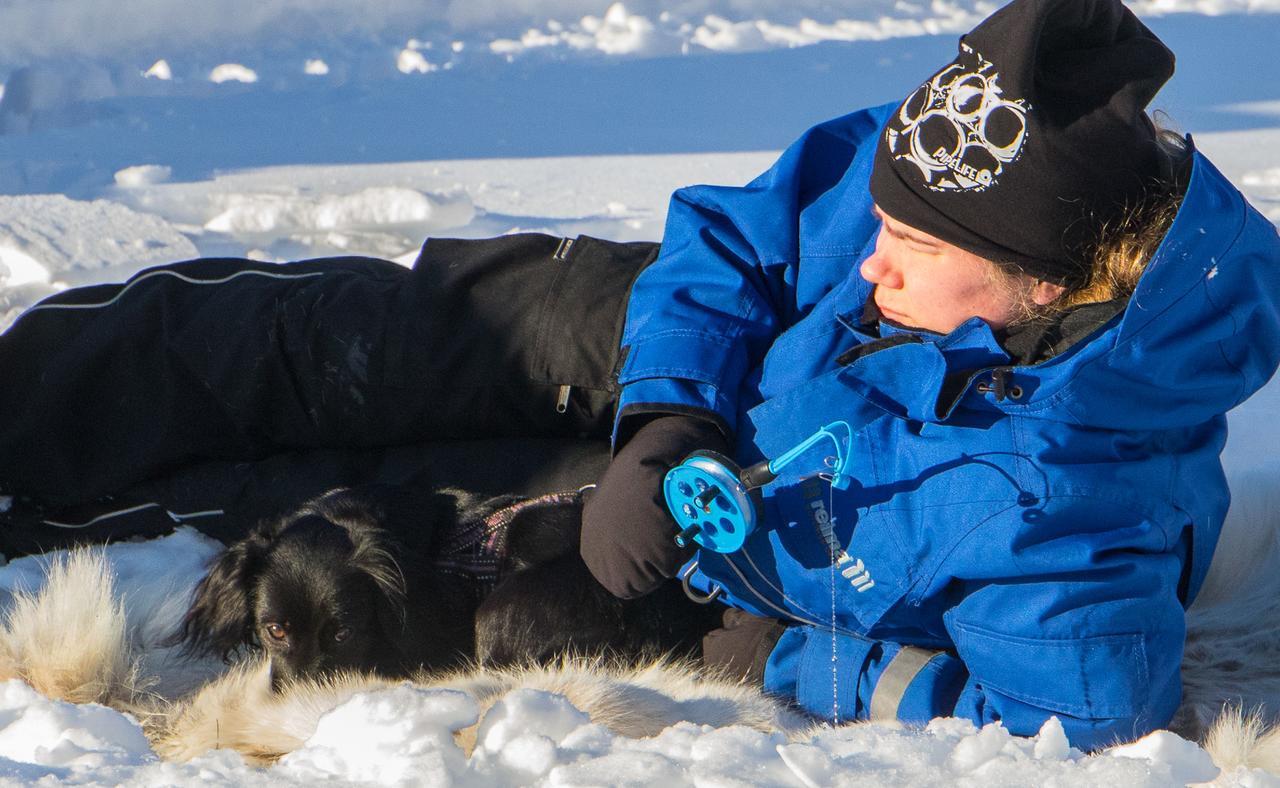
[551,235,576,414]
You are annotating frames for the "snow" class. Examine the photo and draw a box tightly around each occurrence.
[209,63,258,84]
[397,48,438,75]
[0,0,1278,785]
[1242,167,1280,222]
[1107,731,1220,784]
[143,59,171,80]
[113,164,172,188]
[281,686,477,783]
[0,245,50,288]
[0,680,152,772]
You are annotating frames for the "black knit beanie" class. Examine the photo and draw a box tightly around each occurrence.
[868,0,1175,287]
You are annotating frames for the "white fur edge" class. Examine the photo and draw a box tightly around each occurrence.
[0,547,141,707]
[1201,706,1280,780]
[154,655,814,764]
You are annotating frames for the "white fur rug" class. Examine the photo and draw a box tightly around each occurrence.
[1,463,1280,781]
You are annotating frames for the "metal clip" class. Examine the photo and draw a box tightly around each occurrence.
[978,368,1023,402]
[680,561,724,605]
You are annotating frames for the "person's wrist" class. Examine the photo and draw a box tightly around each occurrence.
[616,410,730,455]
[580,412,731,599]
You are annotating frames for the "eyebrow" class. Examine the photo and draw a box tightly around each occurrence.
[873,206,941,247]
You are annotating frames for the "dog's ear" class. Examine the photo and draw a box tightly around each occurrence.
[166,522,275,661]
[302,487,409,618]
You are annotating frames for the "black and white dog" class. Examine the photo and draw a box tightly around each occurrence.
[173,485,719,689]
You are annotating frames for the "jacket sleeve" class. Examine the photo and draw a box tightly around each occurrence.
[763,495,1190,751]
[614,106,890,442]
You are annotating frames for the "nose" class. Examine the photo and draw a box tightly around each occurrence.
[860,231,903,289]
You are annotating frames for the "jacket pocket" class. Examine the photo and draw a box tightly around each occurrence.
[949,618,1150,719]
[529,235,660,392]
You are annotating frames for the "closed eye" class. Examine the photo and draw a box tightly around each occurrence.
[333,626,352,643]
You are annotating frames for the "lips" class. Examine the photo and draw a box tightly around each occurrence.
[875,298,909,325]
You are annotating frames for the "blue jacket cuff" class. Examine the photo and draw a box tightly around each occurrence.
[614,377,735,445]
[764,626,966,725]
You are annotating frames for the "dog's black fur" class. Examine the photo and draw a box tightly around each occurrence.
[174,485,720,689]
[473,496,722,668]
[172,487,477,689]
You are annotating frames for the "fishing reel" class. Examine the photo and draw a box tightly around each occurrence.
[663,421,854,554]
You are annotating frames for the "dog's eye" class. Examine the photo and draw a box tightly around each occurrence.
[265,623,287,641]
[333,626,352,643]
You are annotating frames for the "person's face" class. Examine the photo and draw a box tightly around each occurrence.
[860,207,1065,334]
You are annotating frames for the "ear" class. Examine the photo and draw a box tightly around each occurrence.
[307,488,409,618]
[167,523,274,661]
[1031,280,1067,306]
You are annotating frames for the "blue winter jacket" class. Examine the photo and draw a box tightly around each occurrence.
[616,102,1280,750]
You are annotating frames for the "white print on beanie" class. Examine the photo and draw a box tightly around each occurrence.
[885,43,1029,193]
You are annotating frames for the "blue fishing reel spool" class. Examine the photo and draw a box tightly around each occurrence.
[664,421,855,554]
[663,450,758,554]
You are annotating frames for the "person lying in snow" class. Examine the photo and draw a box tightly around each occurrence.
[1,0,1279,751]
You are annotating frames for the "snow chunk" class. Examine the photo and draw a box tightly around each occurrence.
[777,741,835,787]
[113,165,171,188]
[1108,730,1220,784]
[303,59,329,76]
[143,59,171,80]
[591,3,658,55]
[203,187,474,235]
[0,194,197,331]
[0,244,51,287]
[280,686,476,784]
[209,64,257,84]
[397,49,437,74]
[949,721,1015,771]
[692,9,980,53]
[1032,716,1072,760]
[693,15,773,53]
[476,688,591,752]
[0,680,151,770]
[471,689,592,781]
[0,195,196,280]
[489,3,677,58]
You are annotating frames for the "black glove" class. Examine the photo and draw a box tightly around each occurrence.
[701,607,787,685]
[581,413,729,599]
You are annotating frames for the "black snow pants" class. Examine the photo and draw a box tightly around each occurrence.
[0,233,658,553]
